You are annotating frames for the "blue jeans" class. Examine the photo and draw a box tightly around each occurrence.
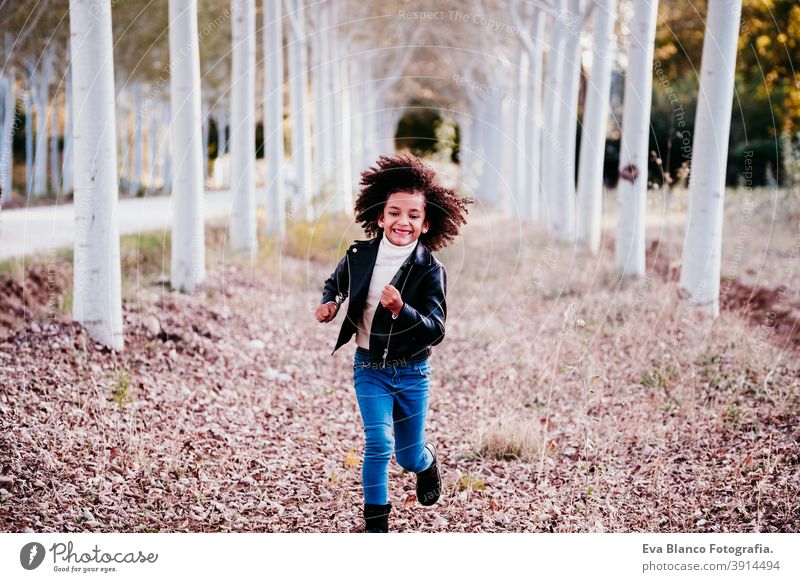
[352,347,434,505]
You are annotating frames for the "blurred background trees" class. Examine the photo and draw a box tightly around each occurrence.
[650,0,800,188]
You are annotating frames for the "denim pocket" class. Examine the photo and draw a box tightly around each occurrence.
[414,362,432,377]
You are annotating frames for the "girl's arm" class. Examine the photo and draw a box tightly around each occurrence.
[320,254,349,310]
[394,263,447,346]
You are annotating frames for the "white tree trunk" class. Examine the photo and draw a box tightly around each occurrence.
[614,0,658,277]
[499,93,514,212]
[169,0,206,292]
[524,9,546,223]
[335,56,352,215]
[359,59,372,168]
[513,45,530,219]
[467,99,488,203]
[148,103,159,188]
[230,0,257,253]
[311,0,333,195]
[320,1,335,189]
[379,106,397,154]
[349,60,365,194]
[457,112,477,196]
[62,68,74,193]
[479,98,504,206]
[119,105,129,191]
[49,93,59,192]
[0,73,15,202]
[214,110,230,188]
[678,0,743,316]
[552,0,583,241]
[286,0,313,221]
[577,0,616,253]
[540,9,566,231]
[69,0,124,350]
[362,59,379,165]
[327,12,345,212]
[25,92,33,195]
[201,101,210,182]
[264,0,286,236]
[161,101,171,188]
[32,78,48,196]
[131,81,143,193]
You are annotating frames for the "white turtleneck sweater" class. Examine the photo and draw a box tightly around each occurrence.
[355,234,418,350]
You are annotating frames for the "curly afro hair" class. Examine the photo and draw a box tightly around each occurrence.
[353,153,473,252]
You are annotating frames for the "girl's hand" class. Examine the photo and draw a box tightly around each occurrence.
[380,285,404,317]
[315,302,338,323]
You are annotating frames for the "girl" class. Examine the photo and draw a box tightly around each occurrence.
[315,153,472,533]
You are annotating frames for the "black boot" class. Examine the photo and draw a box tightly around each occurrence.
[415,442,441,506]
[363,502,392,533]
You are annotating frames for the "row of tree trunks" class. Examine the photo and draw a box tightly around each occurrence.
[510,0,741,318]
[16,0,744,348]
[0,53,76,199]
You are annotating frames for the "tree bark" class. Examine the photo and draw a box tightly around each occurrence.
[541,8,566,231]
[264,0,286,236]
[161,101,171,189]
[552,0,583,241]
[513,45,530,219]
[0,74,15,202]
[332,19,352,216]
[118,103,129,192]
[148,101,159,188]
[24,92,33,195]
[524,9,546,223]
[49,92,59,193]
[169,0,206,292]
[286,0,313,221]
[678,0,743,316]
[614,0,658,277]
[69,0,124,350]
[32,74,49,196]
[131,80,143,194]
[63,68,73,193]
[230,0,257,253]
[577,0,616,254]
[201,101,210,182]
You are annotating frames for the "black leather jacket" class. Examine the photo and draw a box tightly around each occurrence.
[320,232,447,365]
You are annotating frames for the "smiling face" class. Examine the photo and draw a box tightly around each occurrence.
[378,190,428,245]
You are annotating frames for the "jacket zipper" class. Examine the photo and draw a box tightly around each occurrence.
[383,264,413,367]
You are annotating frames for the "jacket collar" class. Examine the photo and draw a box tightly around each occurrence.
[363,231,432,266]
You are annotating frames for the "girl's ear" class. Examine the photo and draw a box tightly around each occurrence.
[377,211,384,227]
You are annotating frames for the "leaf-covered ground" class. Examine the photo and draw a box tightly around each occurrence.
[0,205,798,533]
